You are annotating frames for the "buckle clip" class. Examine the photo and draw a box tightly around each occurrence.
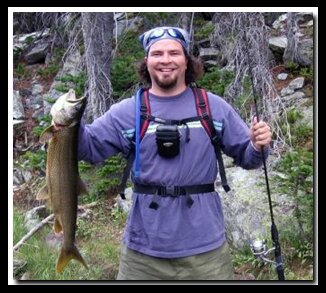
[165,186,175,196]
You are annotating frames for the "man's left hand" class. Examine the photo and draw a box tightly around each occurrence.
[250,116,272,150]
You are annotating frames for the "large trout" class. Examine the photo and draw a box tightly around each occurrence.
[37,89,88,273]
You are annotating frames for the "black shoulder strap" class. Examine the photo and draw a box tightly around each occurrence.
[119,89,151,199]
[192,87,231,193]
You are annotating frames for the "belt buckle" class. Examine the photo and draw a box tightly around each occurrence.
[165,186,176,197]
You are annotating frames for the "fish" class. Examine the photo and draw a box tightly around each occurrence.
[37,89,88,273]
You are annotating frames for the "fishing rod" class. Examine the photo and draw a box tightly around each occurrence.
[243,14,285,281]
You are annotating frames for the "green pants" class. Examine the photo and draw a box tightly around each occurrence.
[116,242,234,280]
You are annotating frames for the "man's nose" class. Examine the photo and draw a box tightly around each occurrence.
[160,53,171,62]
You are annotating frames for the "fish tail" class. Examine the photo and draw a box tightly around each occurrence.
[56,245,88,273]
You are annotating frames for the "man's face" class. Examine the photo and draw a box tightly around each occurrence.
[146,39,188,90]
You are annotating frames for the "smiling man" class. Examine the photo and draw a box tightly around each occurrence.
[73,26,272,280]
[146,38,187,93]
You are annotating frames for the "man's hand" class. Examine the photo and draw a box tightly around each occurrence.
[51,120,65,131]
[250,116,272,150]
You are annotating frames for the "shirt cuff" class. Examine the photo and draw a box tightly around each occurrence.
[250,140,260,152]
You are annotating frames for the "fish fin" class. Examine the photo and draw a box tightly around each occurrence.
[39,125,54,144]
[54,217,63,234]
[36,184,49,200]
[56,245,88,273]
[77,177,88,196]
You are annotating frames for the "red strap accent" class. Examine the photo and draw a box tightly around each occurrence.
[193,88,212,136]
[201,89,211,116]
[140,89,151,139]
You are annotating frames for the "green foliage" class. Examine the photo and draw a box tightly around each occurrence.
[291,125,313,146]
[55,72,86,97]
[13,209,26,245]
[76,218,96,239]
[278,108,313,148]
[194,22,214,40]
[197,67,234,96]
[25,35,35,45]
[115,30,143,57]
[110,206,128,227]
[295,241,313,265]
[299,67,313,83]
[141,12,178,27]
[13,47,24,62]
[15,62,27,79]
[80,155,126,199]
[13,204,120,280]
[78,161,93,172]
[274,149,313,243]
[36,63,60,79]
[32,114,52,137]
[52,48,65,62]
[278,229,313,271]
[44,96,57,104]
[94,178,120,196]
[54,83,70,93]
[111,31,143,99]
[78,155,126,203]
[285,60,300,73]
[231,246,260,268]
[96,155,126,178]
[285,61,313,84]
[287,108,303,124]
[36,48,64,79]
[22,149,46,171]
[276,149,313,192]
[111,55,140,98]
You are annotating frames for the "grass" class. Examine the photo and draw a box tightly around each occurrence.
[231,243,313,281]
[13,200,124,281]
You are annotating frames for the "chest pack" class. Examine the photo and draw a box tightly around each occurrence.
[119,87,230,201]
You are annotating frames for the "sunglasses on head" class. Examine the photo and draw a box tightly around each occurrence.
[143,28,187,47]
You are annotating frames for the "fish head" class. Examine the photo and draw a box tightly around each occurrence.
[51,89,86,126]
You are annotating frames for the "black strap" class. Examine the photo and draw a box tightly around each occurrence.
[118,148,134,199]
[192,87,231,192]
[133,183,215,197]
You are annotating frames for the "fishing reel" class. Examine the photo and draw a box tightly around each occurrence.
[250,239,277,265]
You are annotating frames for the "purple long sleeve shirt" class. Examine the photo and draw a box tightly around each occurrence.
[78,87,268,258]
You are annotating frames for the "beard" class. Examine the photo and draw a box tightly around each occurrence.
[152,74,178,89]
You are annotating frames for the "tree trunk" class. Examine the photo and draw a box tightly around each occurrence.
[283,13,309,66]
[179,13,192,30]
[81,12,114,123]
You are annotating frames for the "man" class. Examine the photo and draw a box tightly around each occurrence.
[75,26,272,280]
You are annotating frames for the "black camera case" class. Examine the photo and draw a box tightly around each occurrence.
[156,125,180,158]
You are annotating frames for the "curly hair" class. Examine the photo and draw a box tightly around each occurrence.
[136,52,204,87]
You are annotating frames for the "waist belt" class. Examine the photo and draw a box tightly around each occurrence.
[133,183,215,197]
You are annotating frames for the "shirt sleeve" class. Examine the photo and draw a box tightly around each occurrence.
[210,93,269,169]
[78,100,134,164]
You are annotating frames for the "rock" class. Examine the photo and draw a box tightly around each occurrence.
[13,259,27,278]
[45,232,64,249]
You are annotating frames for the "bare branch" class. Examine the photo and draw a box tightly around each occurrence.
[212,13,291,153]
[13,213,55,252]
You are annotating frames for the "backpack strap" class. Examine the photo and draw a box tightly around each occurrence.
[119,89,151,199]
[192,87,231,193]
